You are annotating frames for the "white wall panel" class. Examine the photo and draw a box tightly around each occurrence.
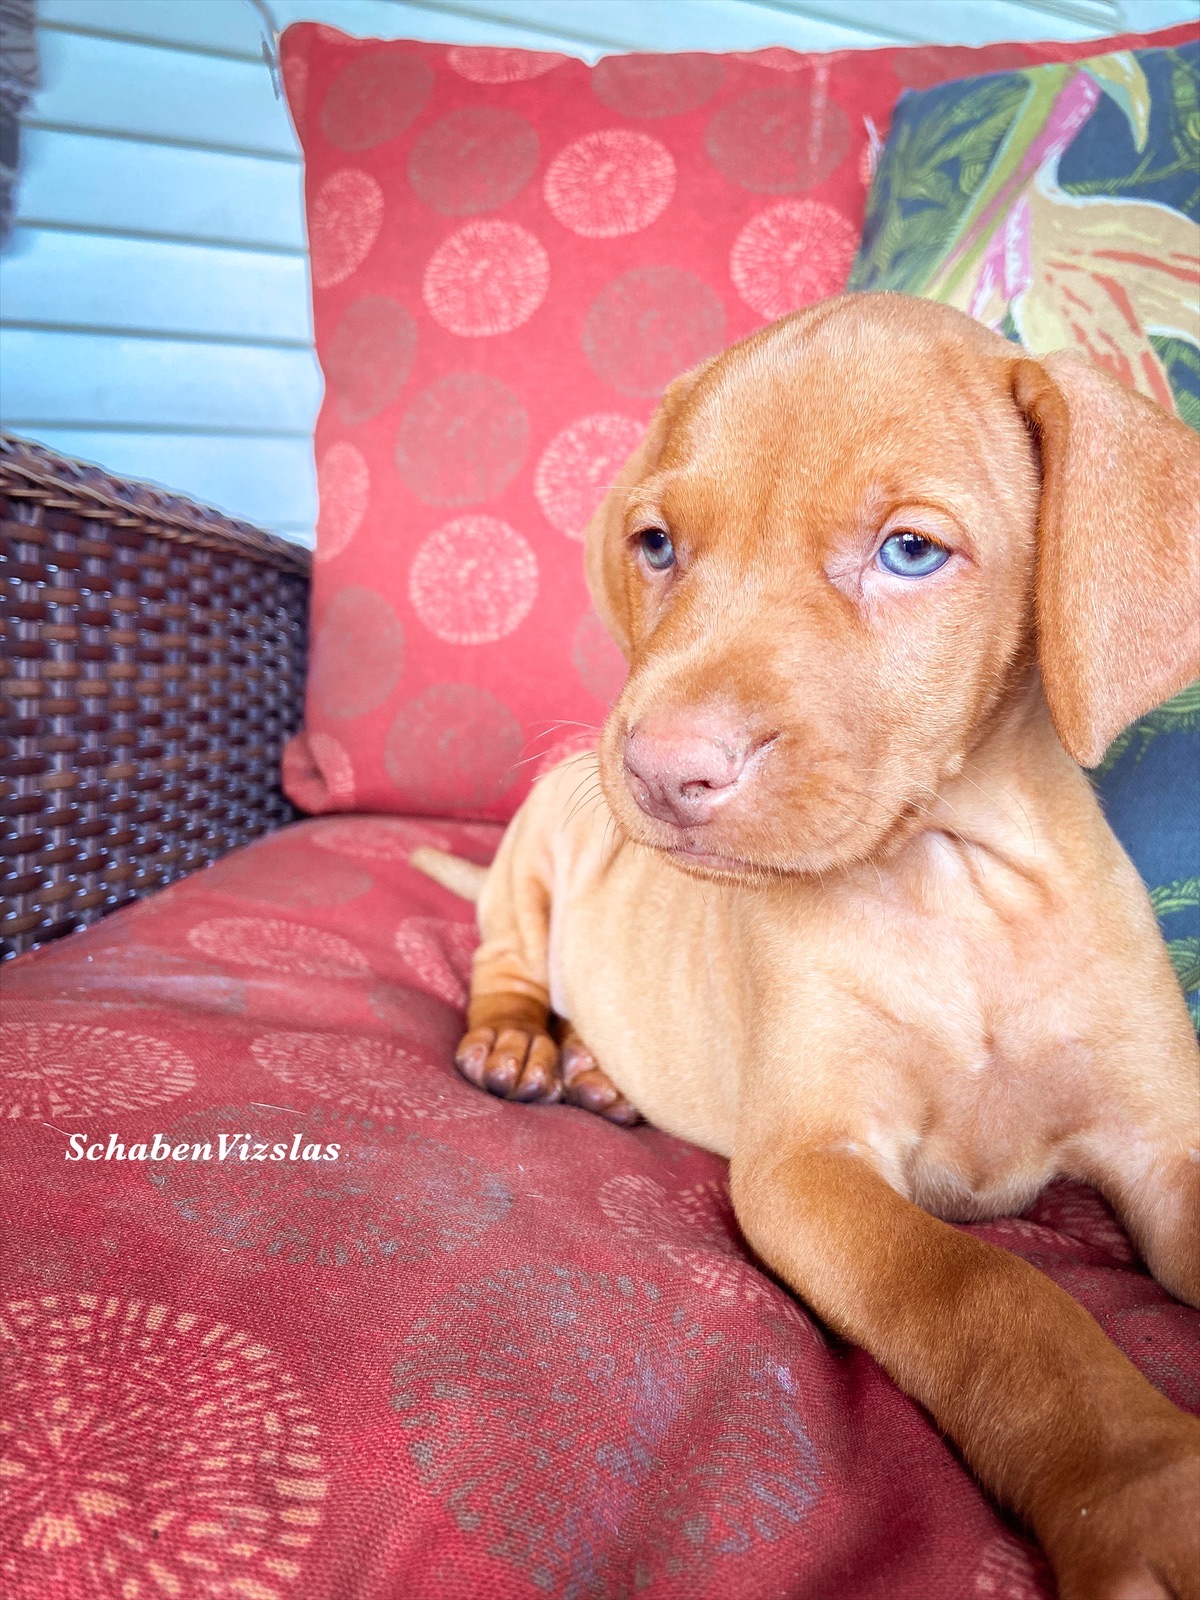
[40,0,268,58]
[31,28,297,155]
[3,229,312,342]
[17,127,307,250]
[2,328,321,431]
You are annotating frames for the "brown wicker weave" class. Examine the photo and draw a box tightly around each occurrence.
[0,433,311,960]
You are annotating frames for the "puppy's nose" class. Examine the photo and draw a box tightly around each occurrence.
[623,713,757,827]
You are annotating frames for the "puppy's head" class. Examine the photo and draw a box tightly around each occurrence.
[586,294,1199,879]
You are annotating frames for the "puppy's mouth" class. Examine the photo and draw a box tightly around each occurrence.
[662,839,761,877]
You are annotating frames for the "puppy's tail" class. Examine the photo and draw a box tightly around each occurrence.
[410,846,487,904]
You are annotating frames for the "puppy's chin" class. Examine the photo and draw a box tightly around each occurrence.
[653,828,896,884]
[652,840,768,884]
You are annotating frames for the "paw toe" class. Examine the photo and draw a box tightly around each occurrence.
[561,1041,641,1124]
[514,1034,563,1103]
[483,1028,530,1094]
[454,1029,494,1088]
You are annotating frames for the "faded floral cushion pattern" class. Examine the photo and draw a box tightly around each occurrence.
[850,39,1200,1030]
[280,20,1197,824]
[2,818,1198,1599]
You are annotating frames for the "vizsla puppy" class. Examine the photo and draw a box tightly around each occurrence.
[420,295,1200,1598]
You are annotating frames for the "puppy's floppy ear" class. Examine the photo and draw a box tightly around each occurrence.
[1013,351,1200,768]
[584,366,706,659]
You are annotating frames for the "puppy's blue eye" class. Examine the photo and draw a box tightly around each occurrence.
[638,528,675,570]
[877,531,950,578]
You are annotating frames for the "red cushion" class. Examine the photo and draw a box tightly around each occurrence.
[2,822,1197,1598]
[282,21,1198,822]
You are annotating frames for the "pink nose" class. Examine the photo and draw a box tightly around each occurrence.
[623,712,758,827]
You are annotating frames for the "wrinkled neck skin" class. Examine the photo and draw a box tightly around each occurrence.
[840,667,1080,910]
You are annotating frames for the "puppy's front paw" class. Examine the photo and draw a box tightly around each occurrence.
[1048,1438,1200,1600]
[455,1025,562,1104]
[453,1015,641,1126]
[559,1028,641,1126]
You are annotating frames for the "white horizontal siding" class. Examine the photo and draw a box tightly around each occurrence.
[17,128,307,250]
[3,328,320,430]
[4,229,311,342]
[32,26,297,155]
[2,0,1196,544]
[40,0,270,57]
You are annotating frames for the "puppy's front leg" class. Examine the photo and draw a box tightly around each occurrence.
[455,789,638,1123]
[732,1142,1200,1600]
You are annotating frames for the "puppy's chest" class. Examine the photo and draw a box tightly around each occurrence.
[546,824,1110,1181]
[873,1019,1090,1220]
[834,871,1099,1214]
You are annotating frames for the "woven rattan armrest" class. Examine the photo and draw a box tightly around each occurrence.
[0,433,311,960]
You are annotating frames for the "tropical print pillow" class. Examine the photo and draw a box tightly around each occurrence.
[849,41,1200,1030]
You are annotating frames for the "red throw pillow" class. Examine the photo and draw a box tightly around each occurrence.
[282,20,1198,821]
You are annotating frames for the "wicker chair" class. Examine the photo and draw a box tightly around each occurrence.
[0,433,311,960]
